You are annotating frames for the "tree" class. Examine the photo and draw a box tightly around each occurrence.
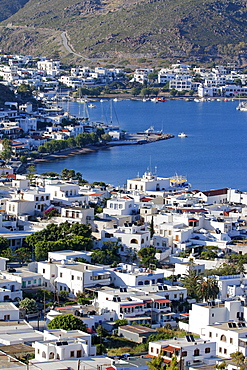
[47,314,87,331]
[14,247,32,265]
[114,319,128,327]
[91,241,121,265]
[0,237,8,251]
[96,324,108,338]
[148,353,166,370]
[96,343,107,355]
[196,277,219,301]
[1,138,12,162]
[230,351,246,370]
[19,298,38,314]
[138,246,158,268]
[170,89,178,96]
[150,216,155,238]
[181,268,200,299]
[59,290,69,299]
[166,355,178,370]
[141,88,152,97]
[20,156,27,164]
[26,162,36,184]
[131,87,141,96]
[148,72,158,84]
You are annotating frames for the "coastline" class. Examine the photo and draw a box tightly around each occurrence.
[33,134,174,165]
[33,146,102,164]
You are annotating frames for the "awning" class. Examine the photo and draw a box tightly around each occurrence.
[161,312,176,316]
[144,299,153,303]
[128,316,151,321]
[155,299,171,303]
[162,345,176,353]
[121,303,145,308]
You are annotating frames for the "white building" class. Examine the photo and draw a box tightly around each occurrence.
[148,336,217,369]
[33,329,96,361]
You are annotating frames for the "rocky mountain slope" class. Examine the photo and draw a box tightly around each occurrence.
[0,0,247,65]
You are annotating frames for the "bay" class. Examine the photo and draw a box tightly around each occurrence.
[36,99,247,191]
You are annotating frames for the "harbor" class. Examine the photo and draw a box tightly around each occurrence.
[36,99,247,191]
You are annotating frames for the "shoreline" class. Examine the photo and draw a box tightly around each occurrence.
[33,134,174,165]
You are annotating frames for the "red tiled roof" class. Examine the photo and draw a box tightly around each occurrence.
[89,192,105,196]
[145,355,171,363]
[87,328,96,334]
[162,345,176,353]
[177,208,206,213]
[141,197,153,202]
[4,174,16,179]
[202,188,228,197]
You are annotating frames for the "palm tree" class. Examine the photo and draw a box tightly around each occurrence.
[181,268,200,299]
[196,277,219,302]
[148,353,166,370]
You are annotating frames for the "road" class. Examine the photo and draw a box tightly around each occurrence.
[61,31,96,61]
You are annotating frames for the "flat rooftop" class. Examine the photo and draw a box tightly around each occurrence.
[211,322,247,332]
[31,355,112,370]
[120,325,157,334]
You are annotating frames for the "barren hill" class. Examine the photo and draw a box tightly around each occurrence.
[1,0,247,65]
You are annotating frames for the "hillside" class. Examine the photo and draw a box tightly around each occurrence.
[1,0,247,65]
[0,0,29,22]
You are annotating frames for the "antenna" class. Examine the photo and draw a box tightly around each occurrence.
[150,156,152,173]
[154,166,157,175]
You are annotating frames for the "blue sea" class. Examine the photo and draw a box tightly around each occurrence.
[36,99,247,191]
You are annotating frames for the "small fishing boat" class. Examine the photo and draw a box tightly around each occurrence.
[178,132,187,137]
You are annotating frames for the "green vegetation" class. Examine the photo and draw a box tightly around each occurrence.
[181,267,219,301]
[1,0,247,63]
[107,328,185,356]
[1,138,13,162]
[19,298,38,314]
[230,351,246,370]
[0,0,29,22]
[148,353,166,370]
[138,246,158,268]
[25,222,93,260]
[47,314,87,331]
[91,241,121,265]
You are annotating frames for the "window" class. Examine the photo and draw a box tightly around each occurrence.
[72,275,74,280]
[28,281,31,285]
[60,273,63,277]
[224,349,227,354]
[220,335,226,342]
[77,350,82,358]
[150,347,154,353]
[209,332,212,338]
[4,315,10,320]
[37,349,40,354]
[194,349,200,356]
[219,347,222,353]
[182,351,187,357]
[230,338,233,344]
[212,313,214,317]
[174,294,177,299]
[156,348,159,354]
[42,352,46,359]
[49,352,54,359]
[205,348,210,354]
[70,351,75,358]
[43,269,45,273]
